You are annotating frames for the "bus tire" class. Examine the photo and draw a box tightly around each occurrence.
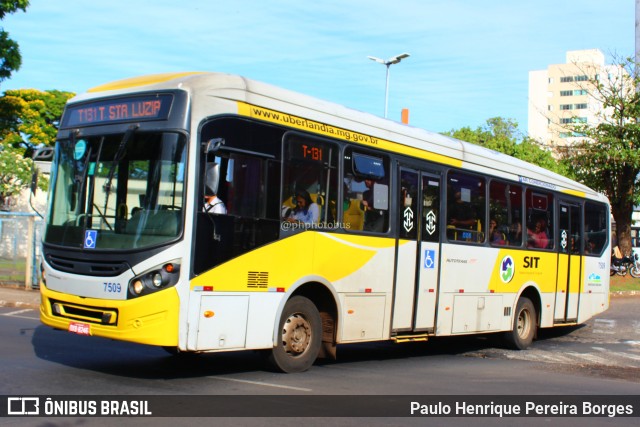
[504,297,536,350]
[268,296,322,373]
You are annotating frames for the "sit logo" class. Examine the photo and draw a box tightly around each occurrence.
[500,255,515,283]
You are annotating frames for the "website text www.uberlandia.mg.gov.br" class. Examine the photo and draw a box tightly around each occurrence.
[249,106,381,146]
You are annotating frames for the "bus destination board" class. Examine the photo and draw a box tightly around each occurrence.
[62,94,173,127]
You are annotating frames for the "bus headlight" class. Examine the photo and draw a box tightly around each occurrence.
[128,259,181,298]
[132,279,144,295]
[152,273,163,288]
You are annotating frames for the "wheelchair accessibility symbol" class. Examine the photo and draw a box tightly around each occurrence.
[424,249,436,269]
[84,230,97,249]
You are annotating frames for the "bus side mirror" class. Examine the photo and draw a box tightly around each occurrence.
[204,138,225,154]
[30,147,54,195]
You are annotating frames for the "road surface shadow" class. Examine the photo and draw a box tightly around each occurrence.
[29,323,584,379]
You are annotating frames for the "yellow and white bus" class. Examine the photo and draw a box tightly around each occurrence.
[39,72,610,372]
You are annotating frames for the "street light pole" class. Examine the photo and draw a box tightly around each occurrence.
[368,53,410,118]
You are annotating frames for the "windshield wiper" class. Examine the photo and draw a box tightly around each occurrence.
[103,124,138,195]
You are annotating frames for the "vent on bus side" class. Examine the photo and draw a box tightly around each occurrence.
[247,271,269,289]
[504,307,512,316]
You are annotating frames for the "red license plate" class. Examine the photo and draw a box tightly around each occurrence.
[68,322,91,336]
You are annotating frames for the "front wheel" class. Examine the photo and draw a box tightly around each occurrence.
[503,297,537,350]
[267,296,322,373]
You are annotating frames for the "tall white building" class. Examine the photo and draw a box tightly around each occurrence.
[528,49,620,149]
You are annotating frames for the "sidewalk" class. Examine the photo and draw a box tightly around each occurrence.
[0,285,41,309]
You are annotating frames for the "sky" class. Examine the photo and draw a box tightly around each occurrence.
[1,0,635,136]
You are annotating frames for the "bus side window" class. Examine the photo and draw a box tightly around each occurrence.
[282,134,338,227]
[526,189,554,250]
[489,180,523,247]
[446,172,485,243]
[584,202,607,256]
[343,149,389,233]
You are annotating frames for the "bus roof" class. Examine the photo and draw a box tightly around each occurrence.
[70,72,606,203]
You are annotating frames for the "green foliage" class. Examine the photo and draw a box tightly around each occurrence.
[558,55,640,254]
[0,88,70,207]
[443,117,567,175]
[0,0,28,83]
[0,146,42,204]
[0,88,75,152]
[0,1,29,19]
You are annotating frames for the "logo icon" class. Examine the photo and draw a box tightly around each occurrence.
[561,229,568,250]
[7,397,39,415]
[403,207,414,232]
[588,273,602,283]
[500,255,515,283]
[425,210,437,235]
[424,249,436,269]
[84,230,97,249]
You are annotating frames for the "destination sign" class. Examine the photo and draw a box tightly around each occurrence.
[62,94,173,127]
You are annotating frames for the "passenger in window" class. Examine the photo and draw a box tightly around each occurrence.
[508,220,523,245]
[570,236,581,254]
[361,178,385,232]
[448,190,477,229]
[489,218,506,245]
[204,194,227,214]
[284,189,319,225]
[527,219,549,249]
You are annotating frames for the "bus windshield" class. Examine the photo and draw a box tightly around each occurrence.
[45,131,187,250]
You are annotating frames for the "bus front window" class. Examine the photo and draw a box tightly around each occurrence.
[45,131,187,250]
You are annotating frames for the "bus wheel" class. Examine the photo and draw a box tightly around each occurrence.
[504,297,536,350]
[268,296,322,373]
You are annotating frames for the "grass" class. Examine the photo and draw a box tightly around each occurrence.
[609,274,640,292]
[0,258,27,282]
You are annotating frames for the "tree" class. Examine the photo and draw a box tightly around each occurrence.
[444,117,567,175]
[559,55,640,256]
[0,88,73,209]
[0,1,29,84]
[0,146,34,209]
[0,88,74,155]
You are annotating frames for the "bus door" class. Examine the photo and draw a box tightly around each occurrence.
[555,201,582,322]
[392,167,441,332]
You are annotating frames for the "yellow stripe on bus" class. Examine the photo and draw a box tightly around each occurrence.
[237,102,462,168]
[191,232,394,292]
[88,72,206,93]
[561,188,586,198]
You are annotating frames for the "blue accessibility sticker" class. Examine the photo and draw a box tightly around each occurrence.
[424,249,436,269]
[84,230,97,249]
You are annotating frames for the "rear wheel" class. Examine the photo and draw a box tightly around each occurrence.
[504,297,536,350]
[630,264,640,278]
[268,296,322,373]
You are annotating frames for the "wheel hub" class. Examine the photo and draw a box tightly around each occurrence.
[282,313,311,355]
[517,309,531,338]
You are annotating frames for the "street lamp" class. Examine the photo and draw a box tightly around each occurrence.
[368,52,410,118]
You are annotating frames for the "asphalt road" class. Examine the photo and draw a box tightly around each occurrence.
[1,296,638,427]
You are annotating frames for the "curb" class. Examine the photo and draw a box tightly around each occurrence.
[0,300,39,309]
[610,290,640,297]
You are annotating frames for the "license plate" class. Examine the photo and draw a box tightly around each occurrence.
[68,322,91,336]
